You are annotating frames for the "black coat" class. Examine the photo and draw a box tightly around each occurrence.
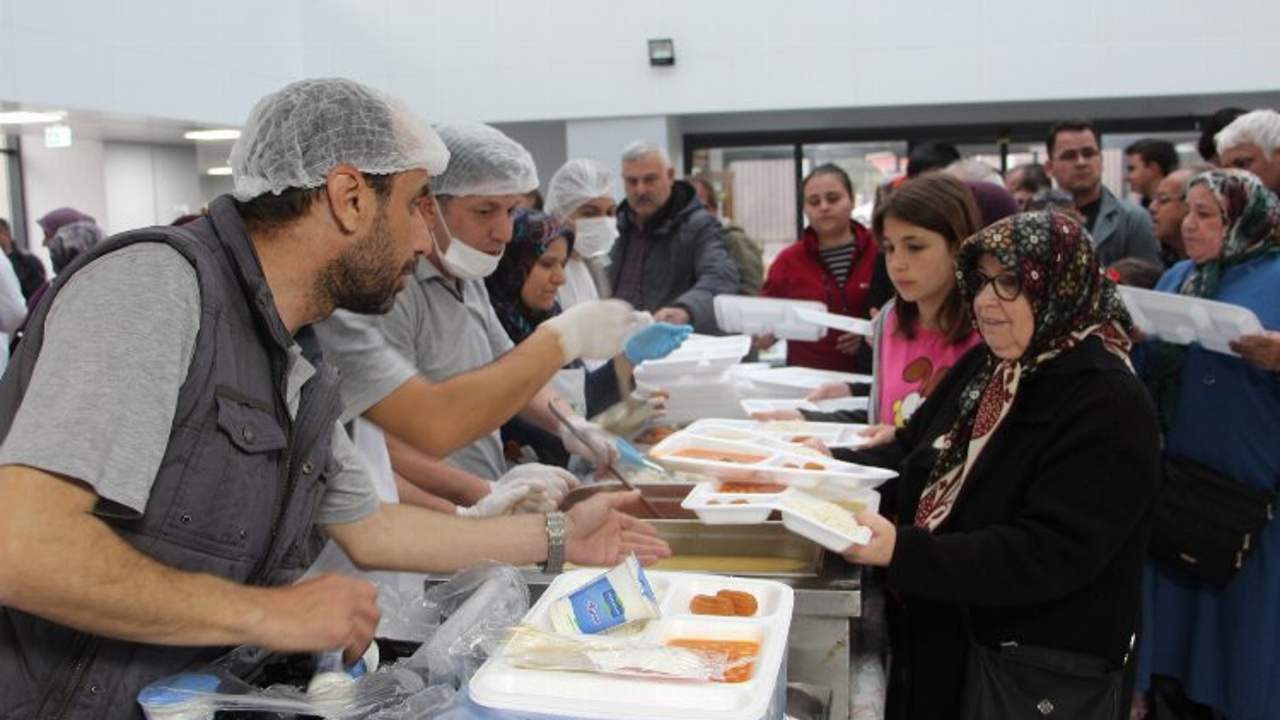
[838,337,1161,720]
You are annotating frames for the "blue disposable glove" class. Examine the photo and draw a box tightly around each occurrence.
[624,322,693,363]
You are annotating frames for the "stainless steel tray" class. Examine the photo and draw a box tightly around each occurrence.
[647,519,824,578]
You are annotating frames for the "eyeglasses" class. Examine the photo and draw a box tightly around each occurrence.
[965,270,1023,301]
[1055,147,1100,163]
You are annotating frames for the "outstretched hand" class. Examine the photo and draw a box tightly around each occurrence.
[565,490,671,566]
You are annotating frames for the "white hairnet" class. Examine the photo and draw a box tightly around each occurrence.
[229,77,450,201]
[545,158,615,221]
[431,122,538,197]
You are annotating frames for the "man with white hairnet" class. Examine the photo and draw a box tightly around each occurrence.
[545,157,620,309]
[0,78,669,718]
[360,123,684,512]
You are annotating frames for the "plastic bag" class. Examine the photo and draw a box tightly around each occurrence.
[137,562,529,719]
[499,624,745,682]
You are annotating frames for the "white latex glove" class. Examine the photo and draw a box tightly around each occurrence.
[499,463,582,513]
[633,382,669,418]
[543,299,646,360]
[557,416,621,468]
[455,480,532,518]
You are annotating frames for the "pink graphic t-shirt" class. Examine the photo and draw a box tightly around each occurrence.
[877,308,981,426]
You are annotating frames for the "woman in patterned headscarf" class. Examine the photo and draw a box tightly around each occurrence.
[835,211,1162,720]
[1136,169,1280,720]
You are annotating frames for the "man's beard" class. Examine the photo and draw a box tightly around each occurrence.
[317,211,413,315]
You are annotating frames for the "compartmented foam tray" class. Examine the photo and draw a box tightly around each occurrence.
[682,418,872,449]
[469,569,793,720]
[1119,285,1265,355]
[647,429,896,490]
[680,479,876,552]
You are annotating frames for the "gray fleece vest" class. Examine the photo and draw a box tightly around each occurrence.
[0,195,344,720]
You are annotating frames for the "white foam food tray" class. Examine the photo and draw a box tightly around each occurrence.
[683,418,872,449]
[739,396,870,416]
[634,334,752,381]
[470,569,793,720]
[791,307,874,336]
[741,366,873,396]
[647,430,896,490]
[680,480,877,551]
[713,295,828,341]
[1119,285,1264,356]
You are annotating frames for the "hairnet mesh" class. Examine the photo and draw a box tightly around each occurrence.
[545,158,615,220]
[229,78,450,201]
[430,122,538,197]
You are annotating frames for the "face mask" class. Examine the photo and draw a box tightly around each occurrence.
[432,198,503,280]
[572,217,619,258]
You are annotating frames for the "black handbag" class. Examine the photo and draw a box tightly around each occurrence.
[1148,454,1275,587]
[959,609,1126,720]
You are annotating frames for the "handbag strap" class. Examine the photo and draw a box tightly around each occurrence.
[960,604,1134,668]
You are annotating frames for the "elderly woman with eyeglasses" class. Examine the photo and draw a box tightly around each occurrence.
[835,212,1162,720]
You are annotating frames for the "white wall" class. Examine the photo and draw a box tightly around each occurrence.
[3,0,1278,128]
[104,143,203,230]
[20,132,107,255]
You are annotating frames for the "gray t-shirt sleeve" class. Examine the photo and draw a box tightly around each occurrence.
[316,420,382,525]
[0,244,200,514]
[313,309,418,423]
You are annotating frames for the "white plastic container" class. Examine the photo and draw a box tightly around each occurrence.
[470,570,794,720]
[1119,285,1264,355]
[633,334,752,382]
[713,295,828,341]
[679,480,878,551]
[647,426,896,489]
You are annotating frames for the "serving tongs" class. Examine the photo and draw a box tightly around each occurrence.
[547,400,666,519]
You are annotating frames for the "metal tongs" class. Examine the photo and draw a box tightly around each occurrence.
[547,400,665,519]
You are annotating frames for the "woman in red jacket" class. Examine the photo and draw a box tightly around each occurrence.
[761,163,879,371]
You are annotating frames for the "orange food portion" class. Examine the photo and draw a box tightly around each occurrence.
[635,425,679,445]
[802,461,826,470]
[719,481,787,493]
[666,638,761,683]
[669,448,768,464]
[716,589,759,616]
[689,594,736,615]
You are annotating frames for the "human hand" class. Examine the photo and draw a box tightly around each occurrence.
[632,383,669,417]
[565,490,672,566]
[753,332,778,351]
[796,438,833,457]
[840,511,896,567]
[624,322,693,363]
[750,409,805,421]
[498,463,581,513]
[835,332,864,355]
[806,381,852,402]
[557,416,621,467]
[1229,331,1280,371]
[255,573,381,666]
[543,299,645,360]
[653,306,691,325]
[858,424,897,449]
[456,479,533,518]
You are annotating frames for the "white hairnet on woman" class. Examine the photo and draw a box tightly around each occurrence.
[431,122,538,197]
[545,158,615,221]
[229,77,450,201]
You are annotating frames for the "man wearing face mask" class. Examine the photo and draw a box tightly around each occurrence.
[545,158,619,309]
[371,123,653,511]
[312,130,643,518]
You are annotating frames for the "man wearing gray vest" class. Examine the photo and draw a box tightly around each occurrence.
[0,78,668,719]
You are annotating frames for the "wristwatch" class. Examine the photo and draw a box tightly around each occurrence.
[540,511,567,574]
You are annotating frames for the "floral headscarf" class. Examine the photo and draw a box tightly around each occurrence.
[1146,169,1280,425]
[914,211,1134,531]
[484,207,574,346]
